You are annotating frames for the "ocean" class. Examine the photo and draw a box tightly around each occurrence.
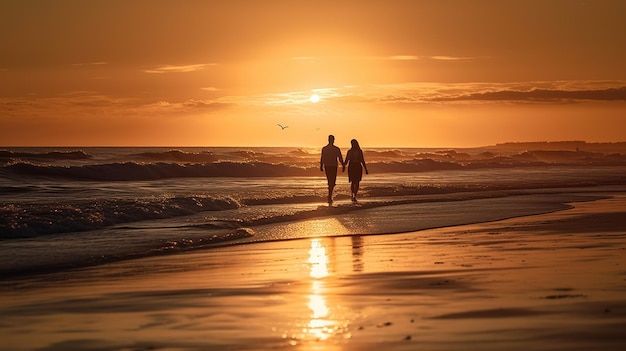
[1,145,625,276]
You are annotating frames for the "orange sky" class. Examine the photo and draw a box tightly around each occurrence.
[1,0,625,147]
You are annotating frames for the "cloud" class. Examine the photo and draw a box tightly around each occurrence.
[387,55,420,61]
[1,92,230,119]
[218,81,626,109]
[182,99,227,109]
[143,63,215,74]
[288,54,482,63]
[372,55,483,62]
[427,87,626,103]
[229,87,348,106]
[335,81,626,106]
[201,87,220,92]
[71,62,109,66]
[429,56,475,61]
[0,93,136,118]
[138,99,229,113]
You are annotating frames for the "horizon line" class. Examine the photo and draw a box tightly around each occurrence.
[2,140,626,149]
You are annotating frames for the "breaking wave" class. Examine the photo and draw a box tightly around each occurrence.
[0,195,241,239]
[0,149,92,162]
[2,150,626,181]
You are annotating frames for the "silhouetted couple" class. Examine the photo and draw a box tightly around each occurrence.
[320,135,369,204]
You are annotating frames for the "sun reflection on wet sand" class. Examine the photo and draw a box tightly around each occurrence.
[299,239,350,343]
[305,239,333,341]
[307,293,331,340]
[308,239,329,279]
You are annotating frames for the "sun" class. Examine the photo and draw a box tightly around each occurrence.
[309,94,320,103]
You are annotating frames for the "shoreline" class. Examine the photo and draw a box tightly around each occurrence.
[2,192,626,350]
[2,185,623,279]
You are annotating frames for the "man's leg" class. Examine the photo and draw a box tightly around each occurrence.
[328,185,334,203]
[325,166,338,203]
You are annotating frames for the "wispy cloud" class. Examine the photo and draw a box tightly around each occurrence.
[429,56,475,61]
[0,93,133,117]
[386,55,420,61]
[356,81,626,105]
[137,99,229,114]
[6,81,622,121]
[426,87,626,103]
[143,63,216,74]
[71,61,109,66]
[290,54,483,63]
[372,54,481,62]
[291,55,420,61]
[0,91,229,118]
[60,90,102,96]
[227,87,343,106]
[201,87,220,92]
[232,81,626,107]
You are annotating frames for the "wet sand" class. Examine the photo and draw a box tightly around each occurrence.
[2,194,626,351]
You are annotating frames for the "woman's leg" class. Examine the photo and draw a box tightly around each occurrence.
[350,182,354,199]
[353,181,360,201]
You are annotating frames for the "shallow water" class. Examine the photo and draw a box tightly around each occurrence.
[1,146,625,276]
[2,199,625,351]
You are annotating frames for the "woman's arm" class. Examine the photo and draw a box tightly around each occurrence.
[362,152,369,174]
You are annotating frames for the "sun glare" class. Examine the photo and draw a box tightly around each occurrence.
[309,94,320,103]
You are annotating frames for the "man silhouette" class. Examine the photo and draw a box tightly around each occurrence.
[320,135,344,204]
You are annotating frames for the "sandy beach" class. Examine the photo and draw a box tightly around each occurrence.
[2,193,626,351]
[3,1,626,350]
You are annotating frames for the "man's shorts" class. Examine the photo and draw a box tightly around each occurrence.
[324,166,338,187]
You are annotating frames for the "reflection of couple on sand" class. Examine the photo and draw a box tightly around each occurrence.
[320,135,369,204]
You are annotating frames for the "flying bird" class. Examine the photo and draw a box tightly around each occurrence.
[277,124,288,130]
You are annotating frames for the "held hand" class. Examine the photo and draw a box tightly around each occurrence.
[342,166,345,172]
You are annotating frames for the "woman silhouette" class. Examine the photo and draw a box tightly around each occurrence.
[344,139,369,202]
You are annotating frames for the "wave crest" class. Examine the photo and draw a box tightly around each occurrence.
[3,150,626,181]
[0,149,92,162]
[134,149,217,163]
[0,195,241,238]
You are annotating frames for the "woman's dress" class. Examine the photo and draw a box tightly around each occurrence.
[347,149,363,183]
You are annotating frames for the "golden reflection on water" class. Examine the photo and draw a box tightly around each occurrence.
[304,238,340,341]
[308,239,329,279]
[307,293,331,340]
